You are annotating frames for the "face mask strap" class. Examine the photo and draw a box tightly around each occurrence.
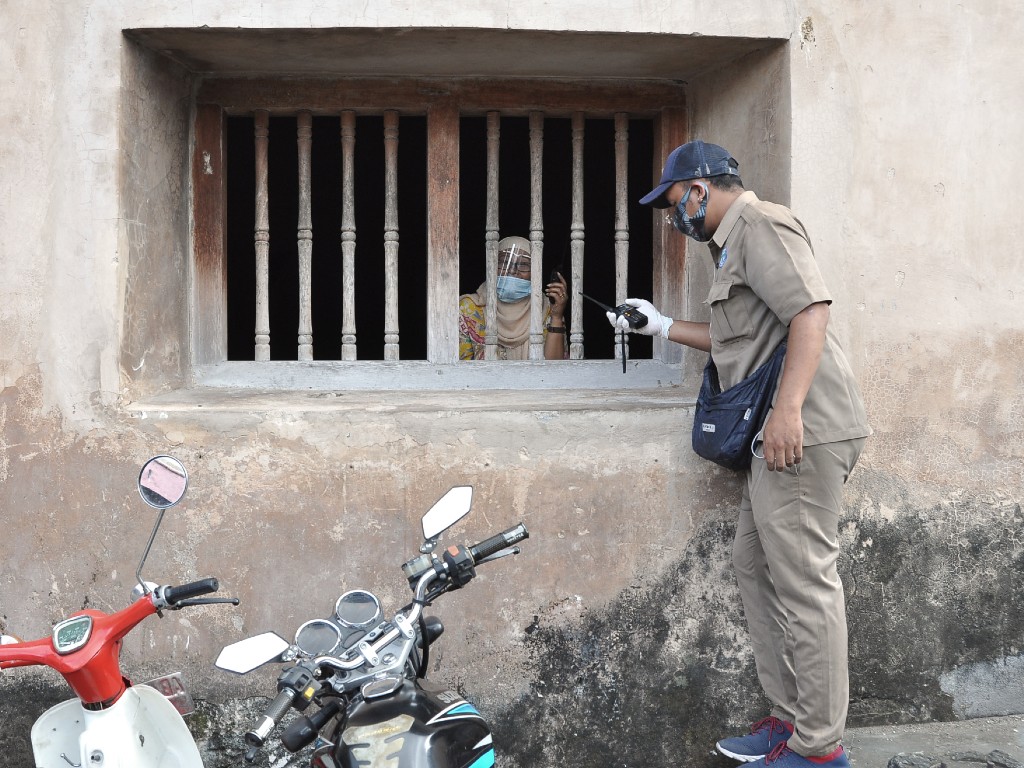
[670,182,711,241]
[683,181,708,208]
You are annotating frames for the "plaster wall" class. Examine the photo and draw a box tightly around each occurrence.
[1,1,1022,767]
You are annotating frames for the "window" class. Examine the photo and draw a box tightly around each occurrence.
[192,77,688,389]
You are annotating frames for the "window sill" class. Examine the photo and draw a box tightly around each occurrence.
[195,359,683,391]
[125,361,695,415]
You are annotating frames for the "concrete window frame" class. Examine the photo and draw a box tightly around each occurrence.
[121,27,785,399]
[190,78,688,391]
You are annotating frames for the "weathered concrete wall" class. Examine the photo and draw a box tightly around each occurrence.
[1,2,1022,767]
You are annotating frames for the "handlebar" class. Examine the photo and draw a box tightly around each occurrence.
[281,699,342,752]
[245,688,297,755]
[313,522,529,674]
[244,522,528,759]
[163,578,220,606]
[469,523,530,563]
[0,575,236,704]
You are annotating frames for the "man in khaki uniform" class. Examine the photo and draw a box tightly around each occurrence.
[610,141,870,768]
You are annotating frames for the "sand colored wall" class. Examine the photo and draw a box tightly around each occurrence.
[1,2,1021,765]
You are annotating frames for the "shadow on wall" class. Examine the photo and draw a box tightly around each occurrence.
[491,474,1024,767]
[493,518,765,767]
[843,486,1024,726]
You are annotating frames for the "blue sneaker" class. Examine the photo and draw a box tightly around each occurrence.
[716,717,795,762]
[749,742,851,767]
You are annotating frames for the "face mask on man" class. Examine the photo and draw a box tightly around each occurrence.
[496,276,531,303]
[670,182,711,242]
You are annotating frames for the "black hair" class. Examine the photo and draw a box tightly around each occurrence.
[708,173,744,192]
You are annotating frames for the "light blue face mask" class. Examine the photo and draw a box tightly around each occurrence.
[496,276,531,303]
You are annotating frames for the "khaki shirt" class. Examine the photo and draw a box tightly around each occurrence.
[706,191,871,446]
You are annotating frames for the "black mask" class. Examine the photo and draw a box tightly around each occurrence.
[670,182,710,242]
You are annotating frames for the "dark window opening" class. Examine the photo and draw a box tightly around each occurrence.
[225,114,653,362]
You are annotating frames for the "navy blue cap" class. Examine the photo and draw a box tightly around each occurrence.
[639,141,740,208]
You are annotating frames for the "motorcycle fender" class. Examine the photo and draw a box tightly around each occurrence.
[31,686,203,768]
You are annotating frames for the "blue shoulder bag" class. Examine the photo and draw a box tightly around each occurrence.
[691,339,787,471]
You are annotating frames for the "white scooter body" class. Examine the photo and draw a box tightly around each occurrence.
[30,684,202,768]
[0,457,236,768]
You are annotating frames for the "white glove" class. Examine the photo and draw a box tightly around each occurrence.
[605,298,673,337]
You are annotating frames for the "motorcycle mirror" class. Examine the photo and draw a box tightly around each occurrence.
[420,486,473,553]
[215,632,292,675]
[138,455,189,509]
[135,456,189,595]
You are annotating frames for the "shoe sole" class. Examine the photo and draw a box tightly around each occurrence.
[715,742,766,763]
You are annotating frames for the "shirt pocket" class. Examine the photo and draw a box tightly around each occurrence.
[705,280,751,346]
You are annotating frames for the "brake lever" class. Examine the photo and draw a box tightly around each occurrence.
[174,597,241,609]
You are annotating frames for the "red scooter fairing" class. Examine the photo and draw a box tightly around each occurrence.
[0,599,156,706]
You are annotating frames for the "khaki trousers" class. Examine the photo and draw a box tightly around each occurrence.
[733,438,865,757]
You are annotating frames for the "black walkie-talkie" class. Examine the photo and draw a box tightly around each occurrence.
[578,292,648,373]
[578,292,648,329]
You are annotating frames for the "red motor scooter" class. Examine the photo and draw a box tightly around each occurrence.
[0,456,238,767]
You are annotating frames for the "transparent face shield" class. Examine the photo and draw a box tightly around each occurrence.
[497,243,532,278]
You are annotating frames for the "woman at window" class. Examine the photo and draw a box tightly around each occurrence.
[458,236,569,360]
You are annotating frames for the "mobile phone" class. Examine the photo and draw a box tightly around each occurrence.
[547,268,563,304]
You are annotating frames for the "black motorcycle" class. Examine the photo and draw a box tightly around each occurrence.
[216,486,528,768]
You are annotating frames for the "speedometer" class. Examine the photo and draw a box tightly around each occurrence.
[294,619,343,656]
[335,590,382,628]
[52,615,93,655]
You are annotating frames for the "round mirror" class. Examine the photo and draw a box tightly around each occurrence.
[138,456,189,509]
[294,619,343,656]
[335,590,382,629]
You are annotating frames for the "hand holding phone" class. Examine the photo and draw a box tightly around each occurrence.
[546,269,568,311]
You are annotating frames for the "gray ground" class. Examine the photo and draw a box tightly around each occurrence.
[845,715,1024,768]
